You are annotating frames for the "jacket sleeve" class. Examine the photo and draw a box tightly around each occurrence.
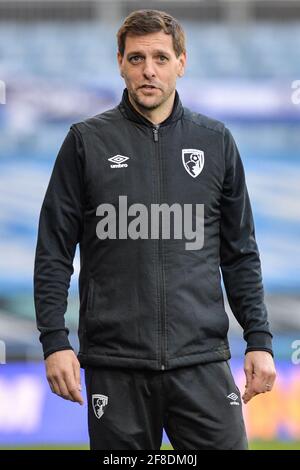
[34,127,85,359]
[220,127,273,356]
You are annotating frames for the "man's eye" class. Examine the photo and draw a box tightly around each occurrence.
[158,56,168,62]
[130,56,142,63]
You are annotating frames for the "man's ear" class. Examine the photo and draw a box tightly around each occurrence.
[177,51,186,78]
[117,51,124,77]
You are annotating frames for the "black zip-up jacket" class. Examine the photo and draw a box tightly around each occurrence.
[34,88,273,370]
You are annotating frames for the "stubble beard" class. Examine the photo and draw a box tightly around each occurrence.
[129,87,173,112]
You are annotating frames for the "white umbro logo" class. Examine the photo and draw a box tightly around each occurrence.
[108,155,129,168]
[227,392,240,405]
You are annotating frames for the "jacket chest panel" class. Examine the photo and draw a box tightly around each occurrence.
[84,125,224,216]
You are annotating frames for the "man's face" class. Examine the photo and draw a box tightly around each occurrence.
[117,31,186,111]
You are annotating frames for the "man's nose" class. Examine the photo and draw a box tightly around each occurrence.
[142,59,156,79]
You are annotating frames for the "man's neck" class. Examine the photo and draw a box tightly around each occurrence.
[128,90,175,125]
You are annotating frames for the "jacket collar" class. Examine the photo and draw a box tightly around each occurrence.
[118,88,183,127]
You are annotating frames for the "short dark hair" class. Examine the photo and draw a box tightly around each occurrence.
[117,9,186,58]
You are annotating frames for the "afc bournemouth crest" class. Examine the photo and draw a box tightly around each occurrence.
[92,394,109,419]
[182,149,204,178]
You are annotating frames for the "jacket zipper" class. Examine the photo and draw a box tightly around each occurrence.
[152,124,166,371]
[153,126,159,142]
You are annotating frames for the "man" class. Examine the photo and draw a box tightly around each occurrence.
[34,10,276,450]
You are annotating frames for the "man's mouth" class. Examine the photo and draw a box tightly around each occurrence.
[140,85,158,90]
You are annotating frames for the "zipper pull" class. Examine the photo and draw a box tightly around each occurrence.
[152,125,159,142]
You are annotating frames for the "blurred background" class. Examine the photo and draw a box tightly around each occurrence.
[0,0,300,450]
